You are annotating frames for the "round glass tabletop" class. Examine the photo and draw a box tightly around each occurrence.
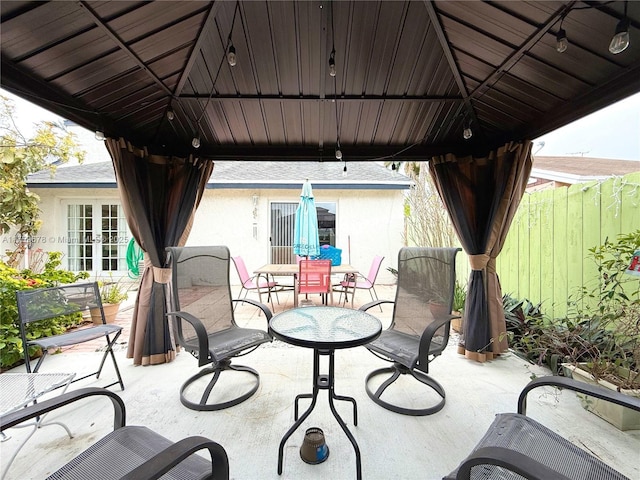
[269,306,382,349]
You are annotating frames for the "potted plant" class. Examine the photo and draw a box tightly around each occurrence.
[451,281,466,333]
[91,274,130,324]
[503,232,640,430]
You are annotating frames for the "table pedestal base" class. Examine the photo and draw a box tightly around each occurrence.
[277,348,362,480]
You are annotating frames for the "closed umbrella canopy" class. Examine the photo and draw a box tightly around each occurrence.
[293,180,320,258]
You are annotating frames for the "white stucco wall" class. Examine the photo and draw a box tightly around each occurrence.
[1,188,126,269]
[6,186,405,285]
[188,187,404,285]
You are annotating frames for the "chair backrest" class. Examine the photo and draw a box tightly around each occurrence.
[298,259,332,294]
[166,246,236,347]
[392,247,460,352]
[366,255,385,283]
[16,282,104,325]
[231,255,251,286]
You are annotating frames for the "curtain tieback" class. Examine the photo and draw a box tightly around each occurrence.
[469,254,490,271]
[142,252,172,284]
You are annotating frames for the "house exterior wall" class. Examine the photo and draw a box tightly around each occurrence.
[2,188,126,272]
[10,186,405,285]
[189,187,404,284]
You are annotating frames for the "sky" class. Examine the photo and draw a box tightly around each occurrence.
[534,91,640,161]
[2,88,640,161]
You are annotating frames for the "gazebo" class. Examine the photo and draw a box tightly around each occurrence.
[2,0,639,366]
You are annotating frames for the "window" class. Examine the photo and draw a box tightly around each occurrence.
[316,202,336,247]
[66,202,129,273]
[270,202,336,264]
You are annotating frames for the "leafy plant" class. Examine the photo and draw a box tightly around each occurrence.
[504,231,640,389]
[503,294,548,366]
[453,280,467,312]
[1,95,84,236]
[97,273,130,304]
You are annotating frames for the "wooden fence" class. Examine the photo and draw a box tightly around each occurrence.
[496,172,640,319]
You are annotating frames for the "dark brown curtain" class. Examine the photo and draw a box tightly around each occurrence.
[428,141,532,362]
[106,138,214,366]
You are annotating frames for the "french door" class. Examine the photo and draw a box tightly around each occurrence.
[66,202,129,273]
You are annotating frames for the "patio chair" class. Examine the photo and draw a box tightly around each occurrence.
[298,259,333,305]
[336,255,384,308]
[166,246,273,411]
[360,247,460,416]
[15,282,125,390]
[232,255,280,310]
[445,375,640,480]
[0,387,229,480]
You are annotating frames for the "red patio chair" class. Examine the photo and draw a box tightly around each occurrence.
[298,259,333,305]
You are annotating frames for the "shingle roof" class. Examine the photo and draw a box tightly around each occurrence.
[27,160,412,190]
[531,156,640,184]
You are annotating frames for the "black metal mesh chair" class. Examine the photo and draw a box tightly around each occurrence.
[1,387,229,480]
[360,247,460,416]
[166,246,273,411]
[444,376,640,480]
[16,282,124,390]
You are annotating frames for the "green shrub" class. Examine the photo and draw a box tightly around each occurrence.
[504,230,640,388]
[0,252,89,369]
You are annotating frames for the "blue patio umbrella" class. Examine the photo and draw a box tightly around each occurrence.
[293,180,320,258]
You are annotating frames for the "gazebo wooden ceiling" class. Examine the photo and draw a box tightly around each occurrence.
[1,1,639,161]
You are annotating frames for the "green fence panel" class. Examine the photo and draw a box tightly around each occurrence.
[497,172,640,320]
[552,187,568,318]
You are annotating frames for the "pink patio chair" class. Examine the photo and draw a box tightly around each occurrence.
[337,255,384,308]
[232,255,279,309]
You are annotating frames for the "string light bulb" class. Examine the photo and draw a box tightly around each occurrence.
[556,28,568,53]
[463,126,473,140]
[227,44,237,66]
[166,109,175,121]
[329,49,336,77]
[342,162,347,177]
[95,130,105,141]
[335,147,342,160]
[609,17,630,54]
[192,135,201,149]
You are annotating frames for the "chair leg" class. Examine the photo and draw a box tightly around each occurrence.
[364,363,445,416]
[180,361,260,411]
[96,330,125,390]
[370,287,382,312]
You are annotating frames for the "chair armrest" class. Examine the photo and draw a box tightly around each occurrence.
[120,435,229,480]
[418,313,458,359]
[232,298,273,325]
[518,375,640,415]
[167,311,211,366]
[359,300,394,312]
[454,446,571,480]
[1,387,125,432]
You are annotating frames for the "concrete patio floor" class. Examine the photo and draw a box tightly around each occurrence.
[2,284,639,480]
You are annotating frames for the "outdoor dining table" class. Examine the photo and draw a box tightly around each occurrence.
[254,263,359,307]
[269,306,382,480]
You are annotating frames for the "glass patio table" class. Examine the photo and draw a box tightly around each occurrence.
[269,306,382,480]
[0,372,76,480]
